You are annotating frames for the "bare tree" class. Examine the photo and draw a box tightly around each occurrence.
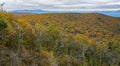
[0,3,5,11]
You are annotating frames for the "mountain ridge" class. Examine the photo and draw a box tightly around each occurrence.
[12,9,120,17]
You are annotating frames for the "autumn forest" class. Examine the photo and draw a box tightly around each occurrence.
[0,11,120,66]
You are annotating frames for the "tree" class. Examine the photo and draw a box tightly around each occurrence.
[42,23,63,52]
[75,34,89,66]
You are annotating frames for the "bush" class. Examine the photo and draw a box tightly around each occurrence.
[0,19,7,30]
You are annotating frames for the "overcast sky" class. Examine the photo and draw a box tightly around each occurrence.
[0,0,120,11]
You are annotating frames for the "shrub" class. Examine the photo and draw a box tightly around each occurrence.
[0,19,7,30]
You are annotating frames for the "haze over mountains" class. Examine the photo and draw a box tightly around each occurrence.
[12,10,120,17]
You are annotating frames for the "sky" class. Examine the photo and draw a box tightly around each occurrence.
[0,0,120,17]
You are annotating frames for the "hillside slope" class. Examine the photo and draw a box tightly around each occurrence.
[17,13,120,40]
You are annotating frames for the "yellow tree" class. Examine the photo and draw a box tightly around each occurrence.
[75,34,89,66]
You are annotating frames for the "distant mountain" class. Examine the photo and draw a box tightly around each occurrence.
[98,10,120,17]
[12,10,120,17]
[13,12,35,16]
[13,9,47,14]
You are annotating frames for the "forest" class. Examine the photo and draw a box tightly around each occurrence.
[0,11,120,66]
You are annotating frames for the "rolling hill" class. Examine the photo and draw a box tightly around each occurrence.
[17,13,120,39]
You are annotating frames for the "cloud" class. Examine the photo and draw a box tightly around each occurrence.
[0,0,120,11]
